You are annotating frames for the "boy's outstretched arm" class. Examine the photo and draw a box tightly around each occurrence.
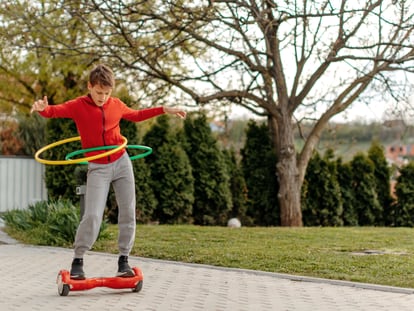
[163,107,186,119]
[31,96,49,113]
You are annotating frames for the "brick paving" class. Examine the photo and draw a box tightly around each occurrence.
[1,231,414,310]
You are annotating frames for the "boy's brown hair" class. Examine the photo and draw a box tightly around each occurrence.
[89,64,115,88]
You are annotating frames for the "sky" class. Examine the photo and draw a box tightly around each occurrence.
[227,97,414,124]
[223,1,414,124]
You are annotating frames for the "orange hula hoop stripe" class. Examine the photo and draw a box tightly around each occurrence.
[35,136,128,165]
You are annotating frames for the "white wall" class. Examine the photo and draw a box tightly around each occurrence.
[0,156,47,212]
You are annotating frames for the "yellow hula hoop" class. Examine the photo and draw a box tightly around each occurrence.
[35,136,128,165]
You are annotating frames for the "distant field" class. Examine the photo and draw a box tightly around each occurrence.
[317,141,373,160]
[295,139,373,161]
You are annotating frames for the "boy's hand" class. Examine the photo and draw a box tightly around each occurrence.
[31,96,49,113]
[164,107,186,119]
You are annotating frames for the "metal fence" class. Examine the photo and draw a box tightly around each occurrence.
[0,156,47,212]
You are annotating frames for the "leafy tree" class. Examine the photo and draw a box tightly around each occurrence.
[302,150,343,226]
[183,113,232,225]
[241,121,279,226]
[3,1,414,226]
[350,153,382,226]
[368,140,394,226]
[0,1,92,201]
[143,115,194,224]
[394,163,414,227]
[0,1,93,114]
[336,158,358,226]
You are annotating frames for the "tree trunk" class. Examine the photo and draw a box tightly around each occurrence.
[277,157,302,226]
[270,115,303,226]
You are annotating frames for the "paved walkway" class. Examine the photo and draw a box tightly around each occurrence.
[1,228,414,310]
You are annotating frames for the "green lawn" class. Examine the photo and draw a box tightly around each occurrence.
[6,224,414,288]
[92,225,414,288]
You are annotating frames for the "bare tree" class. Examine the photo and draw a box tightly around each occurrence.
[2,0,414,225]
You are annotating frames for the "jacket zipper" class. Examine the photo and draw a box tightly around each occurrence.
[100,106,109,162]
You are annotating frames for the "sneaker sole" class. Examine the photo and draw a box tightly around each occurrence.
[116,271,135,277]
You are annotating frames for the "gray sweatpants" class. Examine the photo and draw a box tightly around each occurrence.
[73,152,136,258]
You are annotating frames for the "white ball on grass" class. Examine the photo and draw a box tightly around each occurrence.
[227,218,241,228]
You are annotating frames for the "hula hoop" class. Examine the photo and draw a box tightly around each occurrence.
[65,145,153,164]
[35,136,128,165]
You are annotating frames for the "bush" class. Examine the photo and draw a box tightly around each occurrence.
[143,115,194,224]
[183,114,232,225]
[2,209,32,231]
[240,120,279,226]
[2,200,108,247]
[350,153,382,225]
[394,162,414,227]
[302,150,343,226]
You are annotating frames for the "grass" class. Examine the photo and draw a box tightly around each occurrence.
[5,225,414,288]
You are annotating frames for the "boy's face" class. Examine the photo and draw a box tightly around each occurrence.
[88,82,113,107]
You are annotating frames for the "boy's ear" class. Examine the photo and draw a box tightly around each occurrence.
[87,82,92,90]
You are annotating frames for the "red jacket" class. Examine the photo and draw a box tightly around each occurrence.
[40,95,165,164]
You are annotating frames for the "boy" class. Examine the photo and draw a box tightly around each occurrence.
[31,64,186,279]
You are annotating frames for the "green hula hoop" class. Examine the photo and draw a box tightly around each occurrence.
[65,145,153,164]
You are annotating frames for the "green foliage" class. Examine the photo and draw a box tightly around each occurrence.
[153,143,194,224]
[0,0,90,114]
[134,158,158,224]
[0,0,95,202]
[368,140,394,225]
[15,113,47,156]
[302,150,343,226]
[2,0,414,230]
[28,201,51,225]
[143,115,194,224]
[3,200,78,246]
[350,153,383,225]
[44,204,80,245]
[3,200,108,246]
[38,54,88,202]
[336,158,358,226]
[183,113,232,225]
[394,163,414,227]
[2,209,32,231]
[44,118,80,202]
[240,120,279,226]
[142,115,171,152]
[222,148,248,221]
[301,142,395,227]
[105,118,158,224]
